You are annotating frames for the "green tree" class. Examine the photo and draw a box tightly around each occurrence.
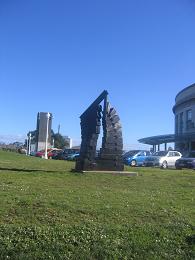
[52,133,69,149]
[25,130,38,147]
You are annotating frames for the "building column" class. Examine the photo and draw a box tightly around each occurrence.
[189,141,191,152]
[158,144,160,151]
[164,143,167,151]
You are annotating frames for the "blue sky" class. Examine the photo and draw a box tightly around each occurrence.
[0,0,195,149]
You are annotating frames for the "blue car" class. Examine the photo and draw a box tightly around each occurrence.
[123,150,151,166]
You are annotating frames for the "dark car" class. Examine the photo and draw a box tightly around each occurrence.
[52,149,80,160]
[175,151,195,169]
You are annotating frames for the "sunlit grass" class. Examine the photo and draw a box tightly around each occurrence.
[0,150,195,259]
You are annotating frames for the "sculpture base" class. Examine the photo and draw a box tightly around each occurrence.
[72,169,138,177]
[75,158,124,172]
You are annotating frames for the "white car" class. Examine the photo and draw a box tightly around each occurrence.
[144,150,182,169]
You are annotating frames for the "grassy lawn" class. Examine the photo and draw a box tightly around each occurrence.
[0,150,195,259]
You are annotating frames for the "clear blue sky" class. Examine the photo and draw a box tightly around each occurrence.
[0,0,195,149]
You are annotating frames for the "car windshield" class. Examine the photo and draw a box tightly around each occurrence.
[63,149,79,154]
[183,152,195,158]
[123,150,140,157]
[152,151,167,156]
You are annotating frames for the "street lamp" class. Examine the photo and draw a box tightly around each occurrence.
[26,136,29,155]
[44,112,51,159]
[27,132,32,156]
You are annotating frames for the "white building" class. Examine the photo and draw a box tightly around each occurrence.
[63,136,72,149]
[173,83,195,152]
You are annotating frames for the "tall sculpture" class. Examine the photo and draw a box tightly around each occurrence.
[75,90,124,171]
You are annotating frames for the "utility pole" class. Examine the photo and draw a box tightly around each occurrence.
[58,124,60,134]
[44,112,51,159]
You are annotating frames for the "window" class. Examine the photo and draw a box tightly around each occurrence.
[186,109,192,121]
[186,109,194,130]
[168,152,174,157]
[174,152,180,157]
[153,151,167,156]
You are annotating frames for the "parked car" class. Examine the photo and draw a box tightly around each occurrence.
[35,150,45,158]
[66,153,80,161]
[30,151,36,156]
[123,150,151,166]
[35,148,61,159]
[143,150,182,168]
[52,149,80,160]
[47,149,62,159]
[18,148,27,154]
[52,150,68,160]
[175,151,195,169]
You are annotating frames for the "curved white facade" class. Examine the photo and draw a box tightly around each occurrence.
[173,83,195,152]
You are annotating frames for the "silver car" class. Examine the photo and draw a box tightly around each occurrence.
[144,150,182,169]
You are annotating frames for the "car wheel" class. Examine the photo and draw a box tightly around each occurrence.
[130,160,137,167]
[161,161,168,169]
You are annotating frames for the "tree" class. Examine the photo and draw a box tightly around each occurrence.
[24,130,38,147]
[52,133,69,149]
[25,129,68,149]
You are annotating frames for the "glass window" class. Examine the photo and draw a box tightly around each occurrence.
[174,152,180,157]
[168,152,174,157]
[123,150,139,157]
[153,151,167,156]
[186,109,192,121]
[186,109,194,130]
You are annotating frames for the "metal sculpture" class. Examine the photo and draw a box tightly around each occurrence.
[75,90,124,171]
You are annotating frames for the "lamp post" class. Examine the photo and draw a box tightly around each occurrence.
[27,132,32,156]
[26,136,29,155]
[44,112,51,159]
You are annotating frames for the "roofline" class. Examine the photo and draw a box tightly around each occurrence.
[138,134,175,145]
[139,133,195,145]
[172,95,195,113]
[175,83,195,101]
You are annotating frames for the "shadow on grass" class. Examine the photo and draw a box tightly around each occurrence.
[0,167,68,174]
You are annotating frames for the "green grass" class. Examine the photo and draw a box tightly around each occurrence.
[0,150,195,259]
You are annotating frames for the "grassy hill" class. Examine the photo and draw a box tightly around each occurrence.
[0,150,194,259]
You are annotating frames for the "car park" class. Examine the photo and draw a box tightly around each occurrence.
[66,152,80,161]
[175,151,195,169]
[35,150,45,158]
[52,150,69,160]
[47,149,62,159]
[35,148,61,158]
[52,149,80,160]
[52,149,72,160]
[123,150,151,166]
[144,150,182,169]
[30,151,36,156]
